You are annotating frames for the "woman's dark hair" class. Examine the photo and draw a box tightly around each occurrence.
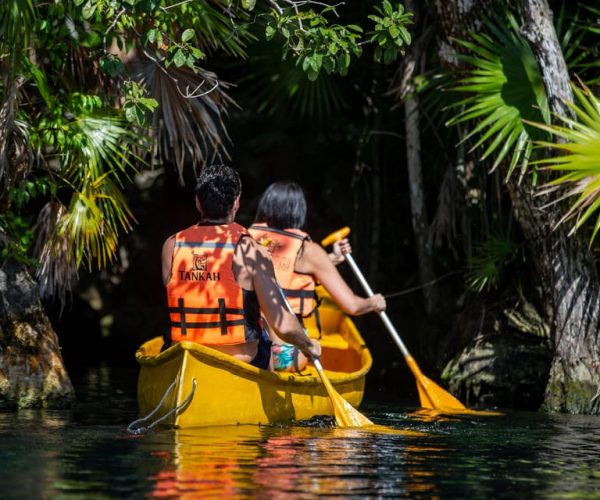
[254,181,307,229]
[195,164,242,220]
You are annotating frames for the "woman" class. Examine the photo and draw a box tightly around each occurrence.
[249,181,386,372]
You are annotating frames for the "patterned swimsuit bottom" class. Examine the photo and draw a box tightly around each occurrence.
[272,342,302,372]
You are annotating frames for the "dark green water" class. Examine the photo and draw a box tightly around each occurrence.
[1,365,599,499]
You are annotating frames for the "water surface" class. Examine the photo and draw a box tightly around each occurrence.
[1,365,599,498]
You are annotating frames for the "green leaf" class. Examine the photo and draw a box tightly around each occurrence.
[80,29,102,47]
[147,28,158,43]
[383,0,393,17]
[302,56,311,72]
[139,98,159,111]
[99,56,124,76]
[347,24,363,33]
[181,28,195,42]
[323,57,334,74]
[307,68,319,81]
[190,47,204,59]
[173,49,186,67]
[242,0,256,11]
[399,28,411,45]
[82,1,96,20]
[125,106,136,123]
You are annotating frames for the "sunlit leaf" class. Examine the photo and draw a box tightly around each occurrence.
[446,14,550,180]
[528,84,600,244]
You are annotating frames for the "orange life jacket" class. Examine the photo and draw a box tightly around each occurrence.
[248,223,318,317]
[166,223,260,345]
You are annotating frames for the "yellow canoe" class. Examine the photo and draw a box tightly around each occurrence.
[134,289,372,427]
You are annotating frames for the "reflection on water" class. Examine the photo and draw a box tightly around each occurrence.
[0,365,599,499]
[148,425,424,498]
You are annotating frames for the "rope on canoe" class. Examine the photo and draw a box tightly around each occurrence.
[127,378,197,435]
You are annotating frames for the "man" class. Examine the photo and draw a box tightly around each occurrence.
[161,164,320,369]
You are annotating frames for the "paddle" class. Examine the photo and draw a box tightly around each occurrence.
[321,227,468,412]
[273,281,373,427]
[311,358,374,427]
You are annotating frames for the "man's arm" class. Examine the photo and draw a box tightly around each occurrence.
[161,235,176,286]
[238,237,321,359]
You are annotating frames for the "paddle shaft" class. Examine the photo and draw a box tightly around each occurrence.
[343,253,410,358]
[312,358,326,374]
[322,229,468,411]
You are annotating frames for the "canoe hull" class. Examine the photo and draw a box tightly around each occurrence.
[136,295,372,427]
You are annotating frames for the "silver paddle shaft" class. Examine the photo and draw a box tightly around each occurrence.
[344,253,410,358]
[312,358,325,372]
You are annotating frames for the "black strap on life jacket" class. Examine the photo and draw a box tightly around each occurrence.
[249,225,308,241]
[169,297,245,335]
[292,291,323,339]
[281,287,316,316]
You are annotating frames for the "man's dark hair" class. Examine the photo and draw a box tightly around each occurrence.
[254,181,307,229]
[195,164,242,220]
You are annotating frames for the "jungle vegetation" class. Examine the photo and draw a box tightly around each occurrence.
[0,0,599,414]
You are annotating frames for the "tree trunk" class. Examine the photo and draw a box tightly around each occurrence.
[433,0,490,69]
[520,0,574,120]
[369,77,383,284]
[403,0,438,315]
[405,96,438,315]
[0,257,74,408]
[507,178,600,413]
[516,0,599,413]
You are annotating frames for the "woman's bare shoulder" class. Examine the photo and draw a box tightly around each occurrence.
[235,234,271,267]
[296,239,330,273]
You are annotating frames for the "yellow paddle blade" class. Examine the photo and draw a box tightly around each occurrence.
[411,408,504,419]
[316,366,373,427]
[331,390,374,427]
[405,356,468,411]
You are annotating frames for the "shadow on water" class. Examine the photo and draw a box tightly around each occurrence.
[1,365,599,499]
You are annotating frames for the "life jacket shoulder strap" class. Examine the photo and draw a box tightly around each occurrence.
[249,225,310,242]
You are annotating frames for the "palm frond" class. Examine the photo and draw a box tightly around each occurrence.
[0,0,35,51]
[34,202,78,301]
[132,58,234,182]
[409,71,457,139]
[67,115,141,184]
[558,3,600,85]
[178,0,255,58]
[446,14,550,180]
[33,108,141,297]
[241,42,347,122]
[465,233,519,293]
[528,84,600,243]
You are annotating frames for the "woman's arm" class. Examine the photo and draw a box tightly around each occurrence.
[328,238,352,265]
[297,241,386,316]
